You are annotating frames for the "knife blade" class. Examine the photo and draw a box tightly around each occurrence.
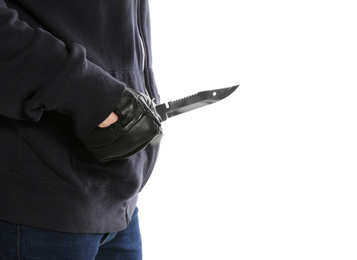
[155,85,239,122]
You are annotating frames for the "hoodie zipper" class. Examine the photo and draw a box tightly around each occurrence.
[139,34,150,98]
[137,1,150,98]
[138,34,146,73]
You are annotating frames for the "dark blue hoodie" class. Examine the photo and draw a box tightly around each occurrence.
[0,0,160,233]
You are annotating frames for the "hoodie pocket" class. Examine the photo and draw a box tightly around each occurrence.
[0,118,18,173]
[14,122,84,189]
[71,143,159,199]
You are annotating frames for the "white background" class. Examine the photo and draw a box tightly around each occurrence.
[138,1,357,259]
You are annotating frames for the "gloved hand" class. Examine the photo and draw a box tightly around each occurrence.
[80,88,163,162]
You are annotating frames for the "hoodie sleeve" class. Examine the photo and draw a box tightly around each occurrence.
[0,1,125,137]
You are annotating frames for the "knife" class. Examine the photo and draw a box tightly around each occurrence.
[155,85,239,122]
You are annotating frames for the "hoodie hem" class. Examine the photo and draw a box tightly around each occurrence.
[0,174,138,233]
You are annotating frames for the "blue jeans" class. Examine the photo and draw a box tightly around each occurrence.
[0,208,142,260]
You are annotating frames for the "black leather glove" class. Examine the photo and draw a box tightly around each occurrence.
[80,88,163,162]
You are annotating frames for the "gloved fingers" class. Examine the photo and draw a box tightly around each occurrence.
[80,88,163,162]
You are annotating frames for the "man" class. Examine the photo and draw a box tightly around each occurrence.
[0,0,161,259]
